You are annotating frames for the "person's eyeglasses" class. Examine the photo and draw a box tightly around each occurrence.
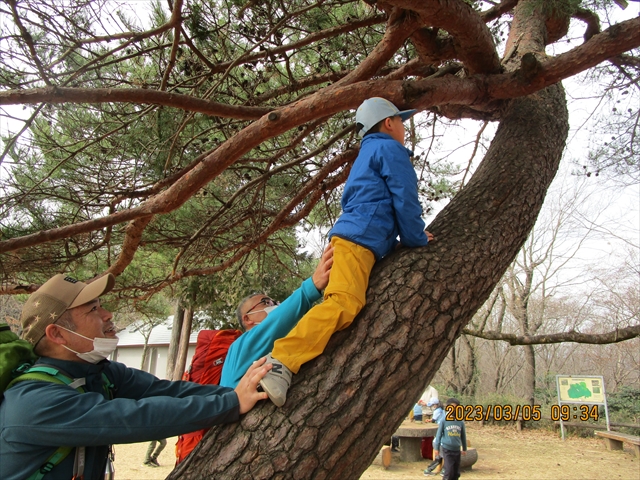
[246,297,279,315]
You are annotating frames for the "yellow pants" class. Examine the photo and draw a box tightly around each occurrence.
[272,236,376,373]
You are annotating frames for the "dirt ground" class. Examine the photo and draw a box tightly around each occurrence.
[112,423,640,480]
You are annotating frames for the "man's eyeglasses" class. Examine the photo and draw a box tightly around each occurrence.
[246,297,279,315]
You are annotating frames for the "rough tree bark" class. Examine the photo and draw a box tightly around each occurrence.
[168,78,569,479]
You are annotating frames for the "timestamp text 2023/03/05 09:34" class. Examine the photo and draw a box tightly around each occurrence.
[445,404,600,422]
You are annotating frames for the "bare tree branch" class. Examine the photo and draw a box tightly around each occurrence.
[463,324,640,345]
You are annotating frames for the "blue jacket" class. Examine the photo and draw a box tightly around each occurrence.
[220,278,322,388]
[434,418,467,452]
[329,132,428,259]
[432,406,445,424]
[0,357,239,480]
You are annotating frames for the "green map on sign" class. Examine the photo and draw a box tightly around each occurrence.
[568,382,592,399]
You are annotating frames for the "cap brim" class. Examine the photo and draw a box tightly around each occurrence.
[398,109,417,122]
[69,274,115,308]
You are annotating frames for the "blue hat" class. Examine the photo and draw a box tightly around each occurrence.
[355,97,417,138]
[427,398,440,407]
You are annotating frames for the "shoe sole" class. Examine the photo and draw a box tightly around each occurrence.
[259,379,286,407]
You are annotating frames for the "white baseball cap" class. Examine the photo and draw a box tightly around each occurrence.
[355,97,417,138]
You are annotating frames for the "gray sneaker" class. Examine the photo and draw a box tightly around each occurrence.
[259,354,292,407]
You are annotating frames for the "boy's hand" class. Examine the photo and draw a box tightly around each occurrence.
[396,230,433,250]
[312,244,334,291]
[234,357,271,414]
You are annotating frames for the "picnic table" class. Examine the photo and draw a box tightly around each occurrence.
[393,421,438,462]
[393,420,480,470]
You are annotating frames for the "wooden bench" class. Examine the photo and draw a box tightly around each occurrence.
[595,431,640,458]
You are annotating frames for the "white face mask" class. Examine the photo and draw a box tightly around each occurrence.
[263,305,278,315]
[59,327,119,364]
[247,305,278,325]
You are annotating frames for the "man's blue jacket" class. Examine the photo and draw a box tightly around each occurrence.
[0,357,239,480]
[329,132,428,259]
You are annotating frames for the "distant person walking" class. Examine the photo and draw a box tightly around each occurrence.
[143,438,167,467]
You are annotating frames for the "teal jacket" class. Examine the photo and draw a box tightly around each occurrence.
[220,278,321,388]
[434,418,467,452]
[0,357,239,480]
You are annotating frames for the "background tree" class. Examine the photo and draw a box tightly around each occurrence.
[453,245,640,406]
[460,182,640,404]
[0,0,638,477]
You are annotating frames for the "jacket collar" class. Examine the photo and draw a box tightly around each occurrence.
[36,356,109,376]
[361,132,414,157]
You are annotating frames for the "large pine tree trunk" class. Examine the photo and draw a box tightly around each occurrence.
[168,83,569,479]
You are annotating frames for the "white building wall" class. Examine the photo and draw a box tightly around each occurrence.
[113,345,196,379]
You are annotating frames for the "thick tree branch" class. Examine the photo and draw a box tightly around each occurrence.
[0,87,272,119]
[106,215,154,276]
[463,325,640,345]
[486,17,640,98]
[1,18,638,258]
[481,0,520,22]
[388,0,502,74]
[135,149,355,298]
[409,28,458,66]
[574,7,601,41]
[0,143,354,295]
[334,9,421,87]
[2,17,635,116]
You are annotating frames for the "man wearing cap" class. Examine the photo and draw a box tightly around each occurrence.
[259,97,434,407]
[0,273,270,480]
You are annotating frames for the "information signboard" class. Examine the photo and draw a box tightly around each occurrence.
[556,375,605,404]
[555,375,610,440]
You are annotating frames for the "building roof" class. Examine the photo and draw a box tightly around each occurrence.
[116,317,199,347]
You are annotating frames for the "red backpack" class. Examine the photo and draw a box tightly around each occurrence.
[175,329,242,464]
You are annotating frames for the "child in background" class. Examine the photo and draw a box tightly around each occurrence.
[430,398,444,424]
[423,398,445,474]
[428,398,467,480]
[413,402,424,422]
[259,97,434,406]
